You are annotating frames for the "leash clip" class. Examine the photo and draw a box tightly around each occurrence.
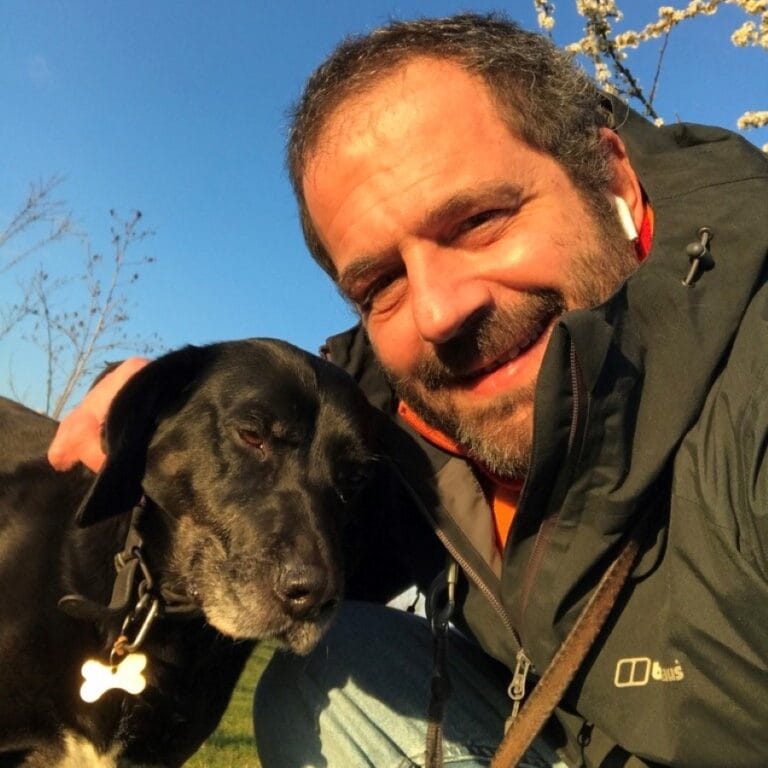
[424,558,460,768]
[110,548,161,667]
[109,538,161,666]
[427,559,459,636]
[110,592,161,664]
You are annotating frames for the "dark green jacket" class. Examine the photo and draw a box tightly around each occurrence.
[323,101,768,767]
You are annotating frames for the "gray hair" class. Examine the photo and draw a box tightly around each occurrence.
[288,12,614,278]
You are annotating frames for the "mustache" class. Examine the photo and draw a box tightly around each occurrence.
[401,290,564,391]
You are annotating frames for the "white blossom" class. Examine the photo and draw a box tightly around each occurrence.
[737,110,768,129]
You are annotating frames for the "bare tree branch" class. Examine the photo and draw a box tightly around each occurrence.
[648,30,671,108]
[2,183,161,415]
[30,209,159,418]
[0,176,74,275]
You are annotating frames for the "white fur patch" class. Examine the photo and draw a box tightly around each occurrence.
[58,732,121,768]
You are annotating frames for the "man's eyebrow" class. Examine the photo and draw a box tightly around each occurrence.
[337,257,382,299]
[420,181,524,233]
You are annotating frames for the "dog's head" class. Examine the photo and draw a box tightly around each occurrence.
[76,339,378,654]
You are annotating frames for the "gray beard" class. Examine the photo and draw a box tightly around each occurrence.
[397,375,537,478]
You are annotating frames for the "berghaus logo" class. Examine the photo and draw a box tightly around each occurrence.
[614,657,685,688]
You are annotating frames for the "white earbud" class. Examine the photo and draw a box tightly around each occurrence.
[614,195,638,240]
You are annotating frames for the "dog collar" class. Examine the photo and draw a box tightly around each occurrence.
[59,499,201,622]
[58,500,203,701]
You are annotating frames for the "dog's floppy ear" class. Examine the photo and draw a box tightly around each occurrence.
[76,344,214,526]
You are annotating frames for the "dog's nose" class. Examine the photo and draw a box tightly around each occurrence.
[276,563,335,619]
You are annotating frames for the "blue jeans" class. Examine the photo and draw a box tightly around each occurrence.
[253,601,569,767]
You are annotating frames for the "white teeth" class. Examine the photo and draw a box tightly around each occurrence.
[474,322,545,376]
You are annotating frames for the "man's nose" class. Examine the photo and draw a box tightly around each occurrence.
[404,242,491,345]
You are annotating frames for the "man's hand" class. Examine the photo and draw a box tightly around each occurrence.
[47,357,149,473]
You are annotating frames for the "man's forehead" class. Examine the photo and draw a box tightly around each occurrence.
[308,57,491,160]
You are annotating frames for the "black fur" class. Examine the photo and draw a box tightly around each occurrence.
[0,339,378,767]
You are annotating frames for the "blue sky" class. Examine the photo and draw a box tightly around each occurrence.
[2,1,766,411]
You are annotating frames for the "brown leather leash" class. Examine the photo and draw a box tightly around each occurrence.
[490,532,642,768]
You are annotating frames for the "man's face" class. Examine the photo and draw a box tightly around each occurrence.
[303,57,639,478]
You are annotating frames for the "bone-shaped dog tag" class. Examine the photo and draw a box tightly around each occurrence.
[79,652,147,703]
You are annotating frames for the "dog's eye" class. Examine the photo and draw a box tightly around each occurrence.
[237,428,266,454]
[336,464,372,501]
[341,467,370,487]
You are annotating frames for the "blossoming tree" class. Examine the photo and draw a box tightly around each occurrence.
[534,0,767,150]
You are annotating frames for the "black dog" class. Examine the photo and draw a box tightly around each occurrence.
[0,339,379,767]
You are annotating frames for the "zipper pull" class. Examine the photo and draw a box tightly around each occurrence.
[506,648,532,728]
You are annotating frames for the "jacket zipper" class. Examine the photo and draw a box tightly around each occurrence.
[386,459,535,723]
[518,342,586,623]
[432,523,536,728]
[386,460,520,643]
[507,648,532,727]
[432,525,519,640]
[500,343,586,724]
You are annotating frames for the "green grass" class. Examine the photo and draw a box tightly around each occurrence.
[186,641,276,768]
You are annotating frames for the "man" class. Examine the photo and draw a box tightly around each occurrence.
[50,13,768,768]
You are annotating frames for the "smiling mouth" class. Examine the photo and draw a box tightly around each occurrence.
[459,317,552,381]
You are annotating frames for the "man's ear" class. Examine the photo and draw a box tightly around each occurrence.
[600,127,644,236]
[75,345,213,526]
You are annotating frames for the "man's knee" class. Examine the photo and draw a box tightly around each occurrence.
[253,601,510,767]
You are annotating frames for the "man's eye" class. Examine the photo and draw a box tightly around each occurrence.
[456,209,505,235]
[357,272,401,313]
